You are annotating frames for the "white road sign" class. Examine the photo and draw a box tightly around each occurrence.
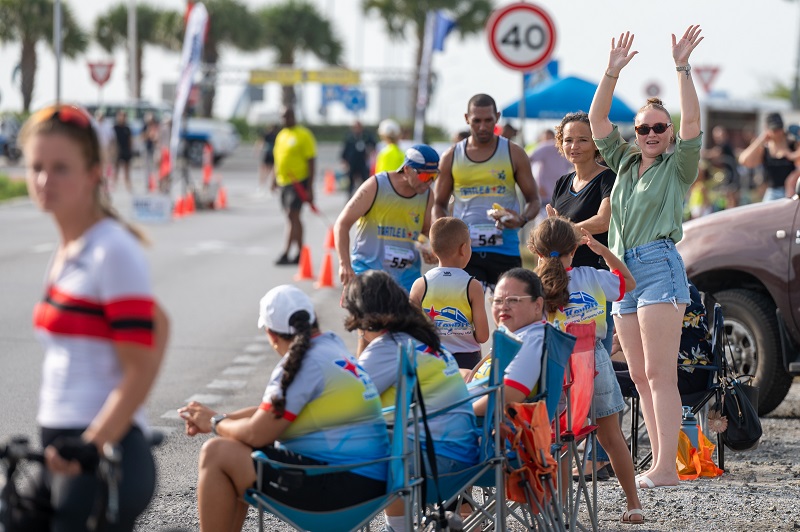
[487,3,557,72]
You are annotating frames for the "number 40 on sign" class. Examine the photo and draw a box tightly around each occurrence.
[486,3,557,72]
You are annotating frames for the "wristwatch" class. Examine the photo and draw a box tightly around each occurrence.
[211,413,227,435]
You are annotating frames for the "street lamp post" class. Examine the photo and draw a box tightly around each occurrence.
[54,0,62,104]
[129,0,138,101]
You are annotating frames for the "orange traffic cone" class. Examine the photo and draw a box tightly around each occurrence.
[172,196,185,219]
[148,173,157,192]
[214,186,228,210]
[294,246,315,281]
[185,191,196,214]
[315,252,335,288]
[324,227,335,250]
[324,169,336,195]
[202,143,213,185]
[159,147,171,180]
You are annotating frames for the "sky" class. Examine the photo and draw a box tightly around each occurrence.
[0,0,798,137]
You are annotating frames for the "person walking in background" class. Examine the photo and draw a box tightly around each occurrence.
[589,26,704,490]
[739,112,798,202]
[94,109,115,181]
[17,104,168,530]
[434,93,540,292]
[702,125,740,208]
[409,217,490,375]
[272,108,316,266]
[334,144,439,294]
[142,112,160,189]
[374,119,404,174]
[255,123,280,197]
[341,120,376,198]
[529,129,574,219]
[113,110,133,192]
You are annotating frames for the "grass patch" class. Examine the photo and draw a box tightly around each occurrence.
[0,174,28,201]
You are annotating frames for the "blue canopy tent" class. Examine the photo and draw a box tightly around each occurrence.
[502,75,636,122]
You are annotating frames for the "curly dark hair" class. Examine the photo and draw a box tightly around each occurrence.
[554,111,600,159]
[343,270,440,351]
[269,310,315,419]
[529,217,581,313]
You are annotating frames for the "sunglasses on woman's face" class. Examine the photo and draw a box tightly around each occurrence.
[31,105,93,130]
[634,122,671,136]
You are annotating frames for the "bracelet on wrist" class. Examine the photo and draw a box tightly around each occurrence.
[676,64,691,78]
[605,70,619,79]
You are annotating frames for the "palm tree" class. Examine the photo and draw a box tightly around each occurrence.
[363,0,493,126]
[0,0,88,112]
[94,3,180,101]
[256,0,343,108]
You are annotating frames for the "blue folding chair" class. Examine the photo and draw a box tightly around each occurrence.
[245,340,421,532]
[414,326,522,531]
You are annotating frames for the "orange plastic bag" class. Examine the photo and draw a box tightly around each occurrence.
[676,427,724,480]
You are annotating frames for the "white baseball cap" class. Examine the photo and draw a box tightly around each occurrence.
[378,118,401,138]
[257,285,316,334]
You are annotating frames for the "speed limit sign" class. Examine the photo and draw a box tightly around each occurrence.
[487,3,557,72]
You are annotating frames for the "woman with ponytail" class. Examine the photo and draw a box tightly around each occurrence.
[531,217,643,524]
[18,104,168,530]
[342,270,478,532]
[179,285,389,531]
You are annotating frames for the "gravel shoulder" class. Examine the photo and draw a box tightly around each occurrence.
[138,382,800,532]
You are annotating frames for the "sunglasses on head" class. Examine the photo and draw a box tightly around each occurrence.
[634,122,671,136]
[32,105,93,130]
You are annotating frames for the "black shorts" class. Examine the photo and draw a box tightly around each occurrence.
[251,445,386,511]
[280,180,310,212]
[16,426,155,532]
[465,251,522,289]
[453,351,483,370]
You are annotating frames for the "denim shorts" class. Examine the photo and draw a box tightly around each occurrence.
[593,340,625,418]
[612,239,690,316]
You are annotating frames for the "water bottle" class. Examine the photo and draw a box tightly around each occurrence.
[681,406,699,449]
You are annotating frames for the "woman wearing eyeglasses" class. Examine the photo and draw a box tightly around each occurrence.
[472,268,548,416]
[18,104,168,530]
[588,26,704,489]
[334,144,440,295]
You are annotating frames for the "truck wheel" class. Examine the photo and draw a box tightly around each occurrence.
[714,289,793,416]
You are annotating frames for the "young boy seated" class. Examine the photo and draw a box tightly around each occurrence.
[410,217,490,376]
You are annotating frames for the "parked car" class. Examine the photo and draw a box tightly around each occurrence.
[84,102,239,166]
[677,180,800,415]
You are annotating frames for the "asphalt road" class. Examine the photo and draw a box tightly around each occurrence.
[0,143,362,530]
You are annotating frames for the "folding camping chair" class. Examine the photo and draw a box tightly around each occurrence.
[629,303,729,471]
[245,340,422,532]
[424,326,522,532]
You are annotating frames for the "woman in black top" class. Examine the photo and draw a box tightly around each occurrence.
[739,112,798,202]
[549,111,616,270]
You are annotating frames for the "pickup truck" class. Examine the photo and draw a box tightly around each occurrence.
[677,180,800,415]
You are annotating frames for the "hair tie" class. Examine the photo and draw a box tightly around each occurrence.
[549,251,560,257]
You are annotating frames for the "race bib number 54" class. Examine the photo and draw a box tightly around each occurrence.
[470,224,503,247]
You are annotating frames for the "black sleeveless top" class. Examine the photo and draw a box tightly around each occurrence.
[763,141,796,188]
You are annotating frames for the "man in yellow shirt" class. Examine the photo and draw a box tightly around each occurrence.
[374,119,404,174]
[272,108,317,265]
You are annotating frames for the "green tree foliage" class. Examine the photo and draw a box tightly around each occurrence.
[0,0,88,112]
[363,0,493,126]
[256,0,343,108]
[94,3,180,101]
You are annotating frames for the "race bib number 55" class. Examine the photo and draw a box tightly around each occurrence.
[383,245,416,270]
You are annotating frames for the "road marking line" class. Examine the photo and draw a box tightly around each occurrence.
[185,393,225,404]
[223,366,255,376]
[160,410,184,420]
[149,425,179,436]
[244,343,269,353]
[207,379,246,390]
[234,354,269,364]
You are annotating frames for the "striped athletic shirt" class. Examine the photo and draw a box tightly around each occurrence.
[33,218,155,431]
